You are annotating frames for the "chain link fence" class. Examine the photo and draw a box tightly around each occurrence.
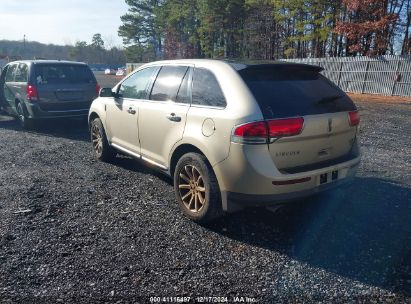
[284,55,411,97]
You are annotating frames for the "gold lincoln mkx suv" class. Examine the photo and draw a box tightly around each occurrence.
[89,59,361,222]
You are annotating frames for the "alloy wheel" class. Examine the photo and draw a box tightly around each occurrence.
[178,165,206,213]
[91,124,103,155]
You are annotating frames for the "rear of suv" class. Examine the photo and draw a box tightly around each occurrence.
[0,60,99,128]
[89,59,360,222]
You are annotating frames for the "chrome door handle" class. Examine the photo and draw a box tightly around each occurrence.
[127,107,136,115]
[167,113,181,122]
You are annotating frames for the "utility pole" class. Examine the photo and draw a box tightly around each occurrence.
[23,34,26,59]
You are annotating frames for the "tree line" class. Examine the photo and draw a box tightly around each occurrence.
[118,0,411,62]
[0,34,126,65]
[69,34,126,65]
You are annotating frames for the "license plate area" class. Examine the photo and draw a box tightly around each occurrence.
[318,170,339,185]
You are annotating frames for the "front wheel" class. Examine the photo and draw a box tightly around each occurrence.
[174,153,222,223]
[90,117,115,162]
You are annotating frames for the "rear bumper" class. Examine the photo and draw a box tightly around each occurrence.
[213,142,361,212]
[225,170,355,208]
[25,101,90,119]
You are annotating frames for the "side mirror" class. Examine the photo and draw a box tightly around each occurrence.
[99,87,114,98]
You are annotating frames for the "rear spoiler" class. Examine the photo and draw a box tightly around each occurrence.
[239,63,324,73]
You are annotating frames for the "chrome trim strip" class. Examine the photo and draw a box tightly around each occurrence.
[111,143,141,159]
[190,104,226,110]
[45,108,89,113]
[141,156,168,170]
[111,143,168,170]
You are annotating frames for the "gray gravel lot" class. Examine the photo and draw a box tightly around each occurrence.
[0,84,410,302]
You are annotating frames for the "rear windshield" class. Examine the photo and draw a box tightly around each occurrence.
[238,66,356,119]
[34,64,95,85]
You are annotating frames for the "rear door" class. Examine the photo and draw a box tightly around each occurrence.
[138,65,192,168]
[33,64,97,111]
[239,65,358,171]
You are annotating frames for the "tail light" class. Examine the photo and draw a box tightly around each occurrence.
[232,117,304,144]
[232,121,268,144]
[26,85,39,102]
[348,111,360,126]
[267,118,304,138]
[96,84,101,96]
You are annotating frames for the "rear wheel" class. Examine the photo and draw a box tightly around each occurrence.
[0,99,6,114]
[90,117,115,162]
[174,153,222,223]
[16,102,34,129]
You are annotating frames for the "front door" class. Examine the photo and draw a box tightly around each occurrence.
[105,66,160,155]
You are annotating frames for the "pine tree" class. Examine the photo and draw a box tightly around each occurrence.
[158,0,200,59]
[118,0,164,59]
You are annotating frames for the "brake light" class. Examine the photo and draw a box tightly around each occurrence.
[232,121,268,144]
[96,84,101,96]
[348,111,360,126]
[232,117,304,144]
[26,85,39,102]
[268,117,304,138]
[233,121,267,137]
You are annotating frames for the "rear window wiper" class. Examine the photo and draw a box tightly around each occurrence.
[316,95,345,104]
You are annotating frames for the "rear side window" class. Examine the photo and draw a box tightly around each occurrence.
[150,66,189,102]
[192,68,226,108]
[15,63,28,82]
[239,66,356,119]
[119,66,158,99]
[34,64,95,85]
[5,64,17,82]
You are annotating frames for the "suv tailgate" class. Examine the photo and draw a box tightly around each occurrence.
[33,63,97,110]
[238,64,358,171]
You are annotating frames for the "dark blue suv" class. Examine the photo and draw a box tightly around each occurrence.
[0,60,99,128]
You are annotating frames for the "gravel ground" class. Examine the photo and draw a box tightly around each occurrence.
[0,91,410,303]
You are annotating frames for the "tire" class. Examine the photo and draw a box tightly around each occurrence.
[16,101,34,129]
[0,100,6,114]
[90,117,115,162]
[174,153,223,223]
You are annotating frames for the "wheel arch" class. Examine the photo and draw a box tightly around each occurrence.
[88,100,107,132]
[169,144,208,177]
[88,111,100,124]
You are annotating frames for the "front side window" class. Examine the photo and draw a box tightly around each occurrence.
[14,63,28,82]
[192,68,226,107]
[5,64,17,82]
[150,66,189,102]
[119,67,158,99]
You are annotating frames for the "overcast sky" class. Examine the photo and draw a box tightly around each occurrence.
[0,0,130,47]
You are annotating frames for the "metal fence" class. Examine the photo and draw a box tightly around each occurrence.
[284,55,411,97]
